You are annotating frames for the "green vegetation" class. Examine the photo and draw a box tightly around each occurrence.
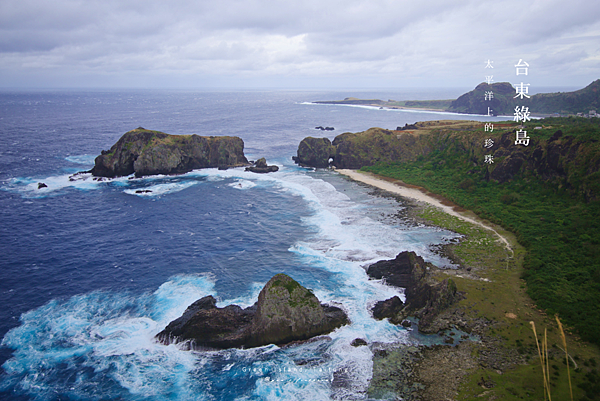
[447,79,600,115]
[523,116,600,140]
[362,117,600,347]
[387,99,454,110]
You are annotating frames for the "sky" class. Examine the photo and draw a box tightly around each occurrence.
[1,0,599,90]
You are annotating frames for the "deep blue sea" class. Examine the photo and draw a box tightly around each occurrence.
[0,89,507,400]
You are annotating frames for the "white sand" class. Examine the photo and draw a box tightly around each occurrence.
[336,169,513,253]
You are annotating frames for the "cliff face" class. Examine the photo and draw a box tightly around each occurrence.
[91,128,249,178]
[295,120,600,201]
[294,127,432,169]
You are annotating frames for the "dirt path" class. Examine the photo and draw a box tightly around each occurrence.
[336,169,513,255]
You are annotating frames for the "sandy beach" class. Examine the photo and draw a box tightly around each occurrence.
[336,169,513,253]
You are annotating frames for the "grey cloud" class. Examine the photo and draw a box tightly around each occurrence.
[1,0,598,88]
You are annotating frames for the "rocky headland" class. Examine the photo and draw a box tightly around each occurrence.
[91,127,249,178]
[313,79,600,116]
[156,273,348,349]
[294,120,600,201]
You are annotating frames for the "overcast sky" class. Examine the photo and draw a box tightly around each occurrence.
[1,0,599,90]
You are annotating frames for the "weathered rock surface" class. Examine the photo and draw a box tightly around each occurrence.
[293,137,335,168]
[371,296,404,320]
[367,251,459,332]
[245,157,279,173]
[91,127,249,178]
[295,123,600,201]
[156,274,348,349]
[294,127,430,169]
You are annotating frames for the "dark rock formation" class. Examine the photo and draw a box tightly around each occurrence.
[294,128,430,170]
[351,338,368,347]
[245,157,279,173]
[293,137,335,168]
[371,296,404,320]
[367,251,459,332]
[156,274,348,349]
[91,127,249,178]
[37,182,47,189]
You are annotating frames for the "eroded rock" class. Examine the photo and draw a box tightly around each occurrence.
[91,127,249,178]
[156,274,348,349]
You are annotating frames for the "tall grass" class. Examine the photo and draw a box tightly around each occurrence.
[530,316,573,401]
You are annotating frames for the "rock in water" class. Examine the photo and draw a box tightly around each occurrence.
[293,137,335,168]
[245,157,279,173]
[91,127,249,178]
[367,251,459,332]
[247,274,347,347]
[156,274,348,349]
[371,296,404,320]
[156,295,255,349]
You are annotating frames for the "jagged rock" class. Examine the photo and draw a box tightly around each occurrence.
[367,251,427,290]
[156,274,348,349]
[91,128,249,178]
[366,251,459,333]
[371,296,404,320]
[37,182,48,189]
[247,274,347,347]
[245,157,279,173]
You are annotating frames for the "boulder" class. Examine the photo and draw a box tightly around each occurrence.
[351,338,368,347]
[371,296,404,320]
[245,157,279,173]
[156,274,348,349]
[91,127,249,178]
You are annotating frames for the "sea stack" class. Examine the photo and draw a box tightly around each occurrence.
[91,127,249,178]
[156,273,349,349]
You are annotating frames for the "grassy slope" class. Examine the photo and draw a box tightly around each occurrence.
[361,118,600,399]
[414,205,599,400]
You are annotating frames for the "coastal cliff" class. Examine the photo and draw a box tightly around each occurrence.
[91,127,249,177]
[295,119,600,201]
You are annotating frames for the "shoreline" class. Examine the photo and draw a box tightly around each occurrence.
[335,169,513,255]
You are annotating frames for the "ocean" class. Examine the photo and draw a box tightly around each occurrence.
[0,89,506,400]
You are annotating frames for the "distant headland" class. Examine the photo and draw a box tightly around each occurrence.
[314,79,600,117]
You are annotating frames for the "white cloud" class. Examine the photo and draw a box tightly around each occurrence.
[1,0,599,88]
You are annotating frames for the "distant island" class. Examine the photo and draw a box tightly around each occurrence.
[314,79,600,117]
